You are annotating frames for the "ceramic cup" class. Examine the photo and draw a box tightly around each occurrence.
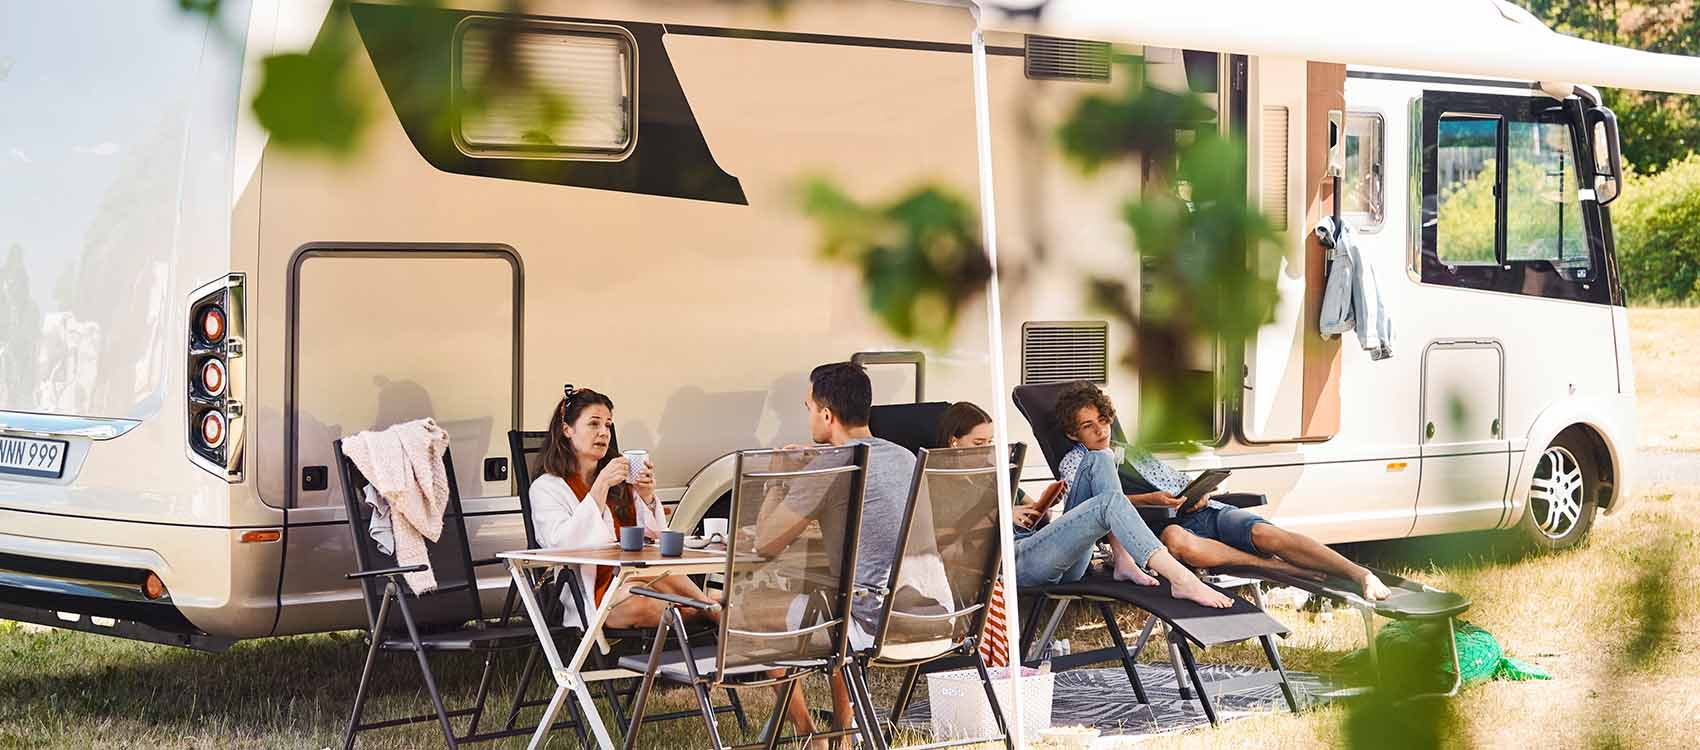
[701,518,728,542]
[622,449,649,484]
[619,524,646,552]
[658,530,685,557]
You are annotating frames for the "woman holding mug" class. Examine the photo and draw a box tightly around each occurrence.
[530,386,715,629]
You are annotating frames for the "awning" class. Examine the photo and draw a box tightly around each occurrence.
[972,0,1700,96]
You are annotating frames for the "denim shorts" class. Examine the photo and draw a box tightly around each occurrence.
[1173,501,1271,556]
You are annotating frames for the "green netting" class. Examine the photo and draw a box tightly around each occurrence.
[1341,619,1551,694]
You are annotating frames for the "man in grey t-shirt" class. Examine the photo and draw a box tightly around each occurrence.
[752,361,917,741]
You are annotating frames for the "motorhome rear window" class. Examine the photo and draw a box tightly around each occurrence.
[455,21,636,158]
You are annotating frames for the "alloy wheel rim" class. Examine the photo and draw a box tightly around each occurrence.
[1528,446,1584,540]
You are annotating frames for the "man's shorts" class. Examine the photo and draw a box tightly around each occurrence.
[786,594,874,651]
[1171,501,1272,556]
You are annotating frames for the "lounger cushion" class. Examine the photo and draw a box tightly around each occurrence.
[1028,575,1289,648]
[1215,566,1472,621]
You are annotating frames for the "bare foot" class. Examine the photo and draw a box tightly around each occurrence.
[1361,572,1392,601]
[1113,562,1160,586]
[1169,578,1233,608]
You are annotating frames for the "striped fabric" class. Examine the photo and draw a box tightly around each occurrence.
[980,578,1011,667]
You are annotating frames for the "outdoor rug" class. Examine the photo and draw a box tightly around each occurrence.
[897,663,1337,737]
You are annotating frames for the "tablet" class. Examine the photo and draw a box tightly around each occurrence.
[1176,469,1231,514]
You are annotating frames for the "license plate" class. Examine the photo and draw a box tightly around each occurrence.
[0,435,68,479]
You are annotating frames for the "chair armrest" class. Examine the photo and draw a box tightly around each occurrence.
[471,556,505,568]
[852,582,890,600]
[346,564,428,580]
[630,586,720,611]
[1213,492,1267,509]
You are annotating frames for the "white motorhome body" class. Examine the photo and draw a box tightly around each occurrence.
[0,0,1659,645]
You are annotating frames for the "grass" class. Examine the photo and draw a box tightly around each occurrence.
[1630,307,1700,451]
[4,482,1696,749]
[2,308,1697,748]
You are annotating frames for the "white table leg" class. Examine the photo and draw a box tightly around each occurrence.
[508,561,578,750]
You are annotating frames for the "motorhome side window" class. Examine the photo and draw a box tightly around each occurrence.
[1419,91,1607,304]
[455,21,636,157]
[1434,114,1500,266]
[1341,112,1384,230]
[1504,119,1589,275]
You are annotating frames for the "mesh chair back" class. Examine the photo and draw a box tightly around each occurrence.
[872,445,1015,663]
[868,402,953,454]
[336,440,484,632]
[714,444,868,675]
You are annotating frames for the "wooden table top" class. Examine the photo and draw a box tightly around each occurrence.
[500,544,729,568]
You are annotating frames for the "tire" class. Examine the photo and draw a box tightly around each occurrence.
[1512,432,1599,551]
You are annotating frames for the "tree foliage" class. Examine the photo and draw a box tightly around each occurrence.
[1514,0,1700,173]
[1615,153,1700,303]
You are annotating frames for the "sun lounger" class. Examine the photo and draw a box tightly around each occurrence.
[867,398,1298,725]
[1009,379,1473,698]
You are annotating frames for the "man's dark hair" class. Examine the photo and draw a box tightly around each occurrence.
[809,362,872,427]
[1054,382,1116,439]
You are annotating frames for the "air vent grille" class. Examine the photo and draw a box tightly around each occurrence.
[1261,105,1290,231]
[1024,36,1112,82]
[1022,322,1109,385]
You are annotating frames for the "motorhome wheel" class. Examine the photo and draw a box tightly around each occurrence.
[1515,433,1599,551]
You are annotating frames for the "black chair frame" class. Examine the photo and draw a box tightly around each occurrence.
[335,441,591,749]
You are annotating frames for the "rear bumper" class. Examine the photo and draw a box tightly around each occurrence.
[0,510,282,640]
[0,554,232,651]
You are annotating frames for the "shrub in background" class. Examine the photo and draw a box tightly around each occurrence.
[1615,154,1700,305]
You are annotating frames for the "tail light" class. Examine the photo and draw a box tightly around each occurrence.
[187,274,245,482]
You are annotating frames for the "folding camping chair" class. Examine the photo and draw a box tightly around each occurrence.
[1011,380,1471,702]
[505,429,749,733]
[846,444,1019,750]
[1002,382,1298,723]
[335,442,590,749]
[618,444,876,750]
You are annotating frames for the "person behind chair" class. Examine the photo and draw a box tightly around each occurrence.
[528,387,719,629]
[1052,382,1391,601]
[753,362,918,743]
[939,401,1232,608]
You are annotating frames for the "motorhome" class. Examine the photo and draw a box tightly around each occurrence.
[0,0,1682,648]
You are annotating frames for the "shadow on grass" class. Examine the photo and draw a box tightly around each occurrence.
[1334,530,1535,573]
[0,628,573,744]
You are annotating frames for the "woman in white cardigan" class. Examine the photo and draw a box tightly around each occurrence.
[529,387,716,629]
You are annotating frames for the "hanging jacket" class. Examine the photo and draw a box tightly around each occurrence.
[1317,216,1393,360]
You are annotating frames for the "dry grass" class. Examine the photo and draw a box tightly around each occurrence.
[2,307,1696,748]
[1127,480,1700,750]
[6,483,1697,748]
[1630,307,1700,451]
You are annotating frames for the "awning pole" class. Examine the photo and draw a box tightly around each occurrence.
[970,16,1027,743]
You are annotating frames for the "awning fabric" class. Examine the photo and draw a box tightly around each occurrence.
[972,0,1700,96]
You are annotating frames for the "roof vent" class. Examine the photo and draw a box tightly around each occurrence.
[1022,321,1109,385]
[1024,36,1112,82]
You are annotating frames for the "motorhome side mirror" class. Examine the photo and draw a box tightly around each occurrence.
[1326,109,1346,179]
[1586,106,1624,206]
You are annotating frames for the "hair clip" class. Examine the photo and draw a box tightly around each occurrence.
[563,384,578,403]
